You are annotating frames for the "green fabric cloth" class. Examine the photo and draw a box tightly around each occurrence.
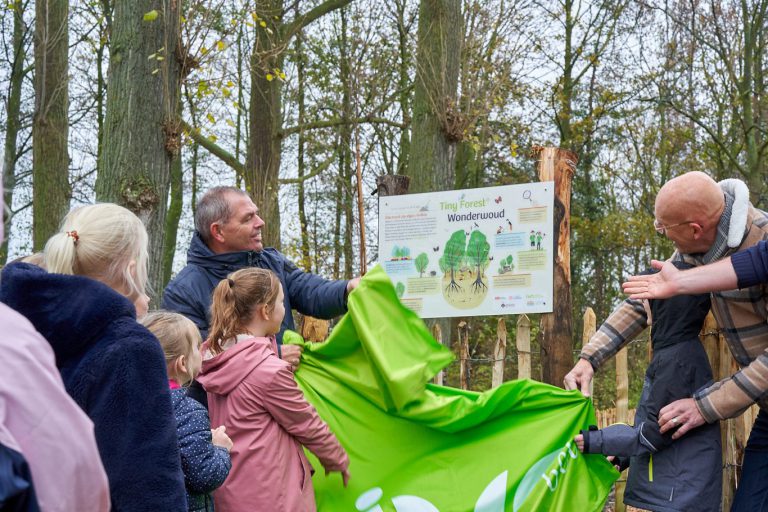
[285,265,617,511]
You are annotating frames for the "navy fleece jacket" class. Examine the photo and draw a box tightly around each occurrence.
[1,263,187,512]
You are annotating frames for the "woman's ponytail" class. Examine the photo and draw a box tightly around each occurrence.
[44,230,79,275]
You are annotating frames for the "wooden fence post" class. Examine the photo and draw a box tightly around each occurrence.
[582,307,596,396]
[432,323,443,386]
[492,318,507,388]
[615,345,629,512]
[517,315,531,380]
[532,146,578,387]
[719,332,736,511]
[458,321,470,390]
[301,315,330,343]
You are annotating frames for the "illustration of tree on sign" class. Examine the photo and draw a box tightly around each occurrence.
[498,255,515,274]
[395,282,406,298]
[415,253,429,277]
[391,246,411,261]
[466,231,490,292]
[442,230,467,294]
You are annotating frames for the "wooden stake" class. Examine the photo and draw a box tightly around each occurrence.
[492,318,507,388]
[301,315,329,342]
[458,321,469,390]
[582,307,596,396]
[432,323,443,386]
[516,315,531,380]
[532,146,578,387]
[615,345,629,512]
[354,117,366,276]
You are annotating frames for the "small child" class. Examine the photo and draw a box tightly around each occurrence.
[575,261,722,511]
[198,267,350,512]
[142,312,232,512]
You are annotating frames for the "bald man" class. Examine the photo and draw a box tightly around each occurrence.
[565,172,768,511]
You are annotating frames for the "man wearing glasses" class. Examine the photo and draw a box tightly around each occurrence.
[565,171,768,511]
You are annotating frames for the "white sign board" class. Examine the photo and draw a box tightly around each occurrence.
[378,183,554,318]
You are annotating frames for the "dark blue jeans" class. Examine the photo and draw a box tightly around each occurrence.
[732,409,768,511]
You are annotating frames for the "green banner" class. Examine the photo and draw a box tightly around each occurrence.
[286,265,617,511]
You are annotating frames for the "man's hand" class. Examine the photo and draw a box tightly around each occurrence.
[347,277,361,293]
[622,260,680,299]
[280,344,303,368]
[564,359,594,396]
[659,398,706,440]
[574,434,585,452]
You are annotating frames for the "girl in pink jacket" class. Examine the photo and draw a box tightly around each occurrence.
[197,268,349,511]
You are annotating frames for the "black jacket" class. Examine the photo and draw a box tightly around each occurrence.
[582,263,722,512]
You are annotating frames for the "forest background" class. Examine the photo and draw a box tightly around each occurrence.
[3,0,767,409]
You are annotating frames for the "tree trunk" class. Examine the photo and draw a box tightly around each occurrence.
[32,0,71,250]
[1,0,28,262]
[340,8,354,278]
[162,101,184,288]
[395,0,411,175]
[295,29,311,271]
[407,0,462,352]
[408,0,462,192]
[97,0,181,304]
[535,146,577,388]
[247,0,284,248]
[95,0,112,175]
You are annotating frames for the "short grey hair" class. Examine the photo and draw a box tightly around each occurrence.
[195,186,249,246]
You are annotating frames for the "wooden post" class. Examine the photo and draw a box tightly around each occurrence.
[516,314,531,380]
[432,323,443,386]
[701,312,720,376]
[532,146,578,387]
[492,318,507,388]
[301,315,329,343]
[354,122,367,276]
[582,307,596,396]
[458,321,469,390]
[615,345,629,512]
[719,332,736,511]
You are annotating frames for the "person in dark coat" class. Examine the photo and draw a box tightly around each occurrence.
[162,187,360,405]
[0,203,187,512]
[163,186,359,345]
[142,311,232,512]
[576,262,722,512]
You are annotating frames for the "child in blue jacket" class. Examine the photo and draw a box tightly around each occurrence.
[142,312,232,512]
[576,261,722,511]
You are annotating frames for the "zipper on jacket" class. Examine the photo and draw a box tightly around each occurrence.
[648,453,653,482]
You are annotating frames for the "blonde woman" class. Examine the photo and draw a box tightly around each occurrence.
[0,203,186,512]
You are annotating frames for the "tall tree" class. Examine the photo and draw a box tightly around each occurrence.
[408,0,463,192]
[97,0,181,301]
[247,0,353,248]
[32,0,71,249]
[2,0,31,262]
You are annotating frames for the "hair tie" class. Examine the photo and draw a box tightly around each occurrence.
[227,278,235,288]
[66,230,80,244]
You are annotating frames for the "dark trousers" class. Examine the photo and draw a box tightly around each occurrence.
[732,408,768,511]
